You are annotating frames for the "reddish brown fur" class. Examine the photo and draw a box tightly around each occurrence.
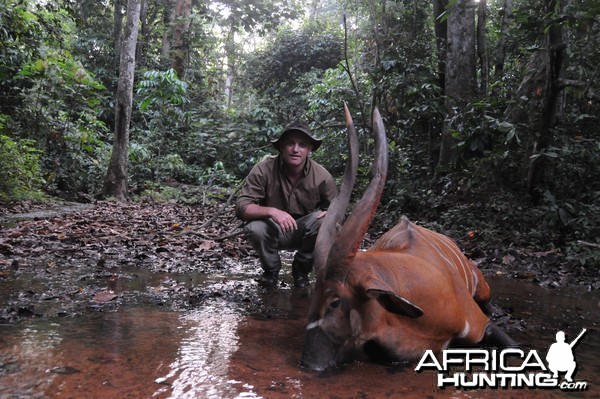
[371,216,491,305]
[308,217,492,364]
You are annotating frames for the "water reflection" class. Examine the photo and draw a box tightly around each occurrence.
[0,323,63,397]
[155,307,250,399]
[0,307,185,399]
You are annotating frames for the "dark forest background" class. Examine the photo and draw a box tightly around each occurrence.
[1,0,599,268]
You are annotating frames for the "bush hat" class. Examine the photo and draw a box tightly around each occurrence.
[271,120,322,151]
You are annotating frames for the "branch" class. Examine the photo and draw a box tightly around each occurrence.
[577,240,600,249]
[176,181,244,241]
[198,180,244,229]
[213,228,243,242]
[341,12,369,131]
[558,82,598,101]
[181,224,244,242]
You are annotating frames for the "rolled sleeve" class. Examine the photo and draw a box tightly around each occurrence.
[235,163,267,220]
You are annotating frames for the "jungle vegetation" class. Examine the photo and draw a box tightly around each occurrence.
[1,0,598,265]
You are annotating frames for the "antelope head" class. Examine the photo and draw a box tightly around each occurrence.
[301,104,388,371]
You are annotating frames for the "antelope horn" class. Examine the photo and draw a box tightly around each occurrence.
[325,107,388,280]
[313,103,360,280]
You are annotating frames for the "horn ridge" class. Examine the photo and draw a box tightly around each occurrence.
[312,103,360,279]
[325,107,388,279]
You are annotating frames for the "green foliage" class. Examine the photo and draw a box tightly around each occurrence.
[127,142,154,188]
[0,131,45,201]
[14,49,110,196]
[210,0,301,35]
[306,65,362,117]
[198,160,239,188]
[49,127,111,196]
[0,0,76,152]
[241,24,344,119]
[137,69,188,115]
[131,69,192,186]
[302,64,372,178]
[244,25,343,90]
[185,111,273,179]
[17,50,106,124]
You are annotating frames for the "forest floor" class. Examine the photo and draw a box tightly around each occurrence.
[0,196,597,324]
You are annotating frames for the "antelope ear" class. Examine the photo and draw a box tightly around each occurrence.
[366,289,424,318]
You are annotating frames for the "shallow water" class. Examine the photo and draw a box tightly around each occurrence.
[0,270,598,398]
[0,203,92,228]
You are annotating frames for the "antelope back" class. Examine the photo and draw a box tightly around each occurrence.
[370,216,490,303]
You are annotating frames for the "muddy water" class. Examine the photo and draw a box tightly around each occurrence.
[0,203,92,228]
[0,268,598,398]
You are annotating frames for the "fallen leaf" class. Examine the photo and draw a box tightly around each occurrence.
[197,240,218,251]
[93,291,118,302]
[502,254,515,265]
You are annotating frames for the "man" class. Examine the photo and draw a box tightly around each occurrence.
[235,120,337,288]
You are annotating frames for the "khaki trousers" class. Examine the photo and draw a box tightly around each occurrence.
[243,212,323,278]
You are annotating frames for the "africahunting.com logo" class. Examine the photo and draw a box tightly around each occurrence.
[415,329,589,391]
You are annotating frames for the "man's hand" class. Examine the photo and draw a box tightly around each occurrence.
[241,204,326,234]
[270,208,298,233]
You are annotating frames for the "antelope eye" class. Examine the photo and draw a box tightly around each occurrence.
[329,299,341,309]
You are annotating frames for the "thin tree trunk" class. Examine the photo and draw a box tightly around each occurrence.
[113,0,125,67]
[136,0,148,66]
[477,0,488,97]
[433,0,448,93]
[103,0,142,201]
[504,51,545,125]
[438,0,476,168]
[527,0,567,199]
[494,0,512,77]
[160,0,174,67]
[224,22,236,109]
[308,0,319,23]
[370,0,386,116]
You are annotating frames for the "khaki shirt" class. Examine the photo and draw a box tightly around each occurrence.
[236,155,337,220]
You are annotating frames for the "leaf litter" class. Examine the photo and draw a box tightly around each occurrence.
[0,200,257,323]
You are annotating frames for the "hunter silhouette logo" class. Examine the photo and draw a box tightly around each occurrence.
[546,329,587,382]
[415,328,589,391]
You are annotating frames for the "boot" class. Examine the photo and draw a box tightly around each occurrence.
[257,271,279,287]
[292,259,311,288]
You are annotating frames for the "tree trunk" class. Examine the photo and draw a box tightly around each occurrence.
[171,0,192,79]
[494,0,512,77]
[433,0,448,92]
[113,0,125,67]
[160,0,174,67]
[437,0,476,168]
[103,0,142,201]
[136,0,148,66]
[504,50,545,125]
[477,0,488,97]
[224,23,236,109]
[527,0,567,200]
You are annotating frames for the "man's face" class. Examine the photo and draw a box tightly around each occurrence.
[280,131,313,168]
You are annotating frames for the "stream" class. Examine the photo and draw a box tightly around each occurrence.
[1,261,598,398]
